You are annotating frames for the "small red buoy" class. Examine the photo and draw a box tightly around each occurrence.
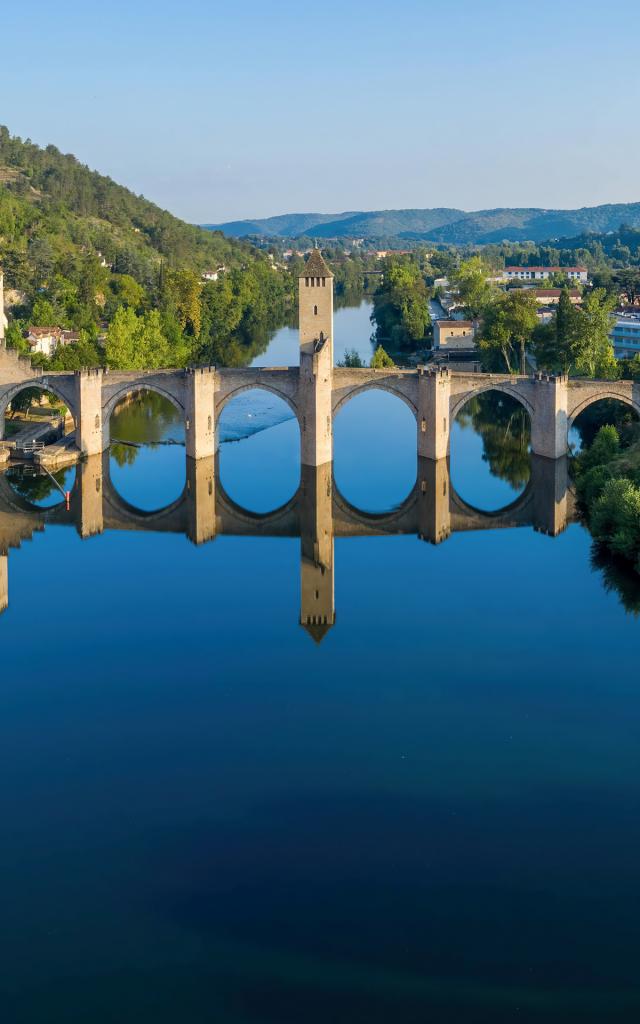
[65,491,71,511]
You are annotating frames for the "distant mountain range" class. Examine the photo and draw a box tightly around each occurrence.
[204,203,640,245]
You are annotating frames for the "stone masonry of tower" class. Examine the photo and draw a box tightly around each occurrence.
[298,249,334,467]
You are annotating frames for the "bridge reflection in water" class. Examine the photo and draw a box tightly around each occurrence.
[0,451,573,639]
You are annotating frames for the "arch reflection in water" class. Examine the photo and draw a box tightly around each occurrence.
[450,390,531,512]
[109,390,186,512]
[334,390,417,513]
[5,464,76,509]
[0,449,591,630]
[218,388,300,514]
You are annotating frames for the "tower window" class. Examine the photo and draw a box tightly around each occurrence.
[311,277,315,287]
[305,277,309,287]
[322,278,326,287]
[314,305,318,315]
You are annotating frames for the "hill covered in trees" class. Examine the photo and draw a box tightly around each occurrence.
[0,126,292,369]
[0,126,259,290]
[209,202,640,244]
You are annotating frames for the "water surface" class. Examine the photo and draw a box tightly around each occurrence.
[1,302,639,1023]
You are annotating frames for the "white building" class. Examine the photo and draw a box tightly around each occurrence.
[201,265,226,282]
[610,314,640,359]
[501,266,588,284]
[26,327,62,357]
[433,320,476,351]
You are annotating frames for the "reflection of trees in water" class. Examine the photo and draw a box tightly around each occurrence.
[207,288,368,367]
[110,391,183,444]
[572,399,639,450]
[456,391,531,491]
[109,391,185,468]
[591,544,640,616]
[6,466,70,504]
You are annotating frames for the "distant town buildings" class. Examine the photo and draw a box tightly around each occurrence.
[433,320,476,351]
[530,288,582,306]
[610,313,640,359]
[501,266,588,284]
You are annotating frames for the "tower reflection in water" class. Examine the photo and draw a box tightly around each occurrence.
[0,451,571,638]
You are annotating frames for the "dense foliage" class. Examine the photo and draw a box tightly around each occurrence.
[573,422,640,573]
[0,126,292,369]
[370,258,430,349]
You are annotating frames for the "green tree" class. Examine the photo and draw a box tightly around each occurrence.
[164,269,203,336]
[105,306,139,368]
[371,259,430,349]
[480,291,538,374]
[371,345,395,368]
[533,289,579,372]
[572,289,617,379]
[451,256,495,318]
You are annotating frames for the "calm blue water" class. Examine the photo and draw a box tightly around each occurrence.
[1,301,639,1023]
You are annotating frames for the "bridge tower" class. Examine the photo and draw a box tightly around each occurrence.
[76,455,104,539]
[417,456,451,544]
[531,373,568,459]
[185,366,216,460]
[418,366,451,460]
[299,462,335,643]
[186,455,216,544]
[299,250,333,467]
[0,554,7,613]
[75,369,105,456]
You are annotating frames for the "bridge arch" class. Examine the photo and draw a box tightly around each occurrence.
[217,385,300,514]
[568,390,640,428]
[450,382,535,424]
[0,378,78,436]
[102,382,186,444]
[215,382,298,427]
[332,382,418,419]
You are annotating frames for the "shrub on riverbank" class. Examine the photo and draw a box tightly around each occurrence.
[573,426,640,571]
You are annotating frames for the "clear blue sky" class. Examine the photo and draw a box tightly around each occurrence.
[2,0,639,223]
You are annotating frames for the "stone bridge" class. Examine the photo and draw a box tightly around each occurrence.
[0,248,632,634]
[1,247,638,464]
[0,359,636,469]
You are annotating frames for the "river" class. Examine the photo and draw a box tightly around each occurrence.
[1,299,639,1022]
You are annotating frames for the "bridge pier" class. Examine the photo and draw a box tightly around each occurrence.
[531,373,568,460]
[186,455,216,545]
[531,455,569,536]
[300,462,335,642]
[185,367,216,460]
[76,455,104,539]
[417,456,451,544]
[0,554,7,613]
[75,368,105,456]
[418,367,451,461]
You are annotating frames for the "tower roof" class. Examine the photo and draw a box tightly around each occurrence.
[299,249,333,279]
[300,619,334,644]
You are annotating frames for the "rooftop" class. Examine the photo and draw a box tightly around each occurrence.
[27,326,62,338]
[437,320,473,328]
[503,266,587,273]
[531,288,581,297]
[300,249,333,279]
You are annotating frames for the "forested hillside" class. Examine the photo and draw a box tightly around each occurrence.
[209,202,640,244]
[0,127,292,369]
